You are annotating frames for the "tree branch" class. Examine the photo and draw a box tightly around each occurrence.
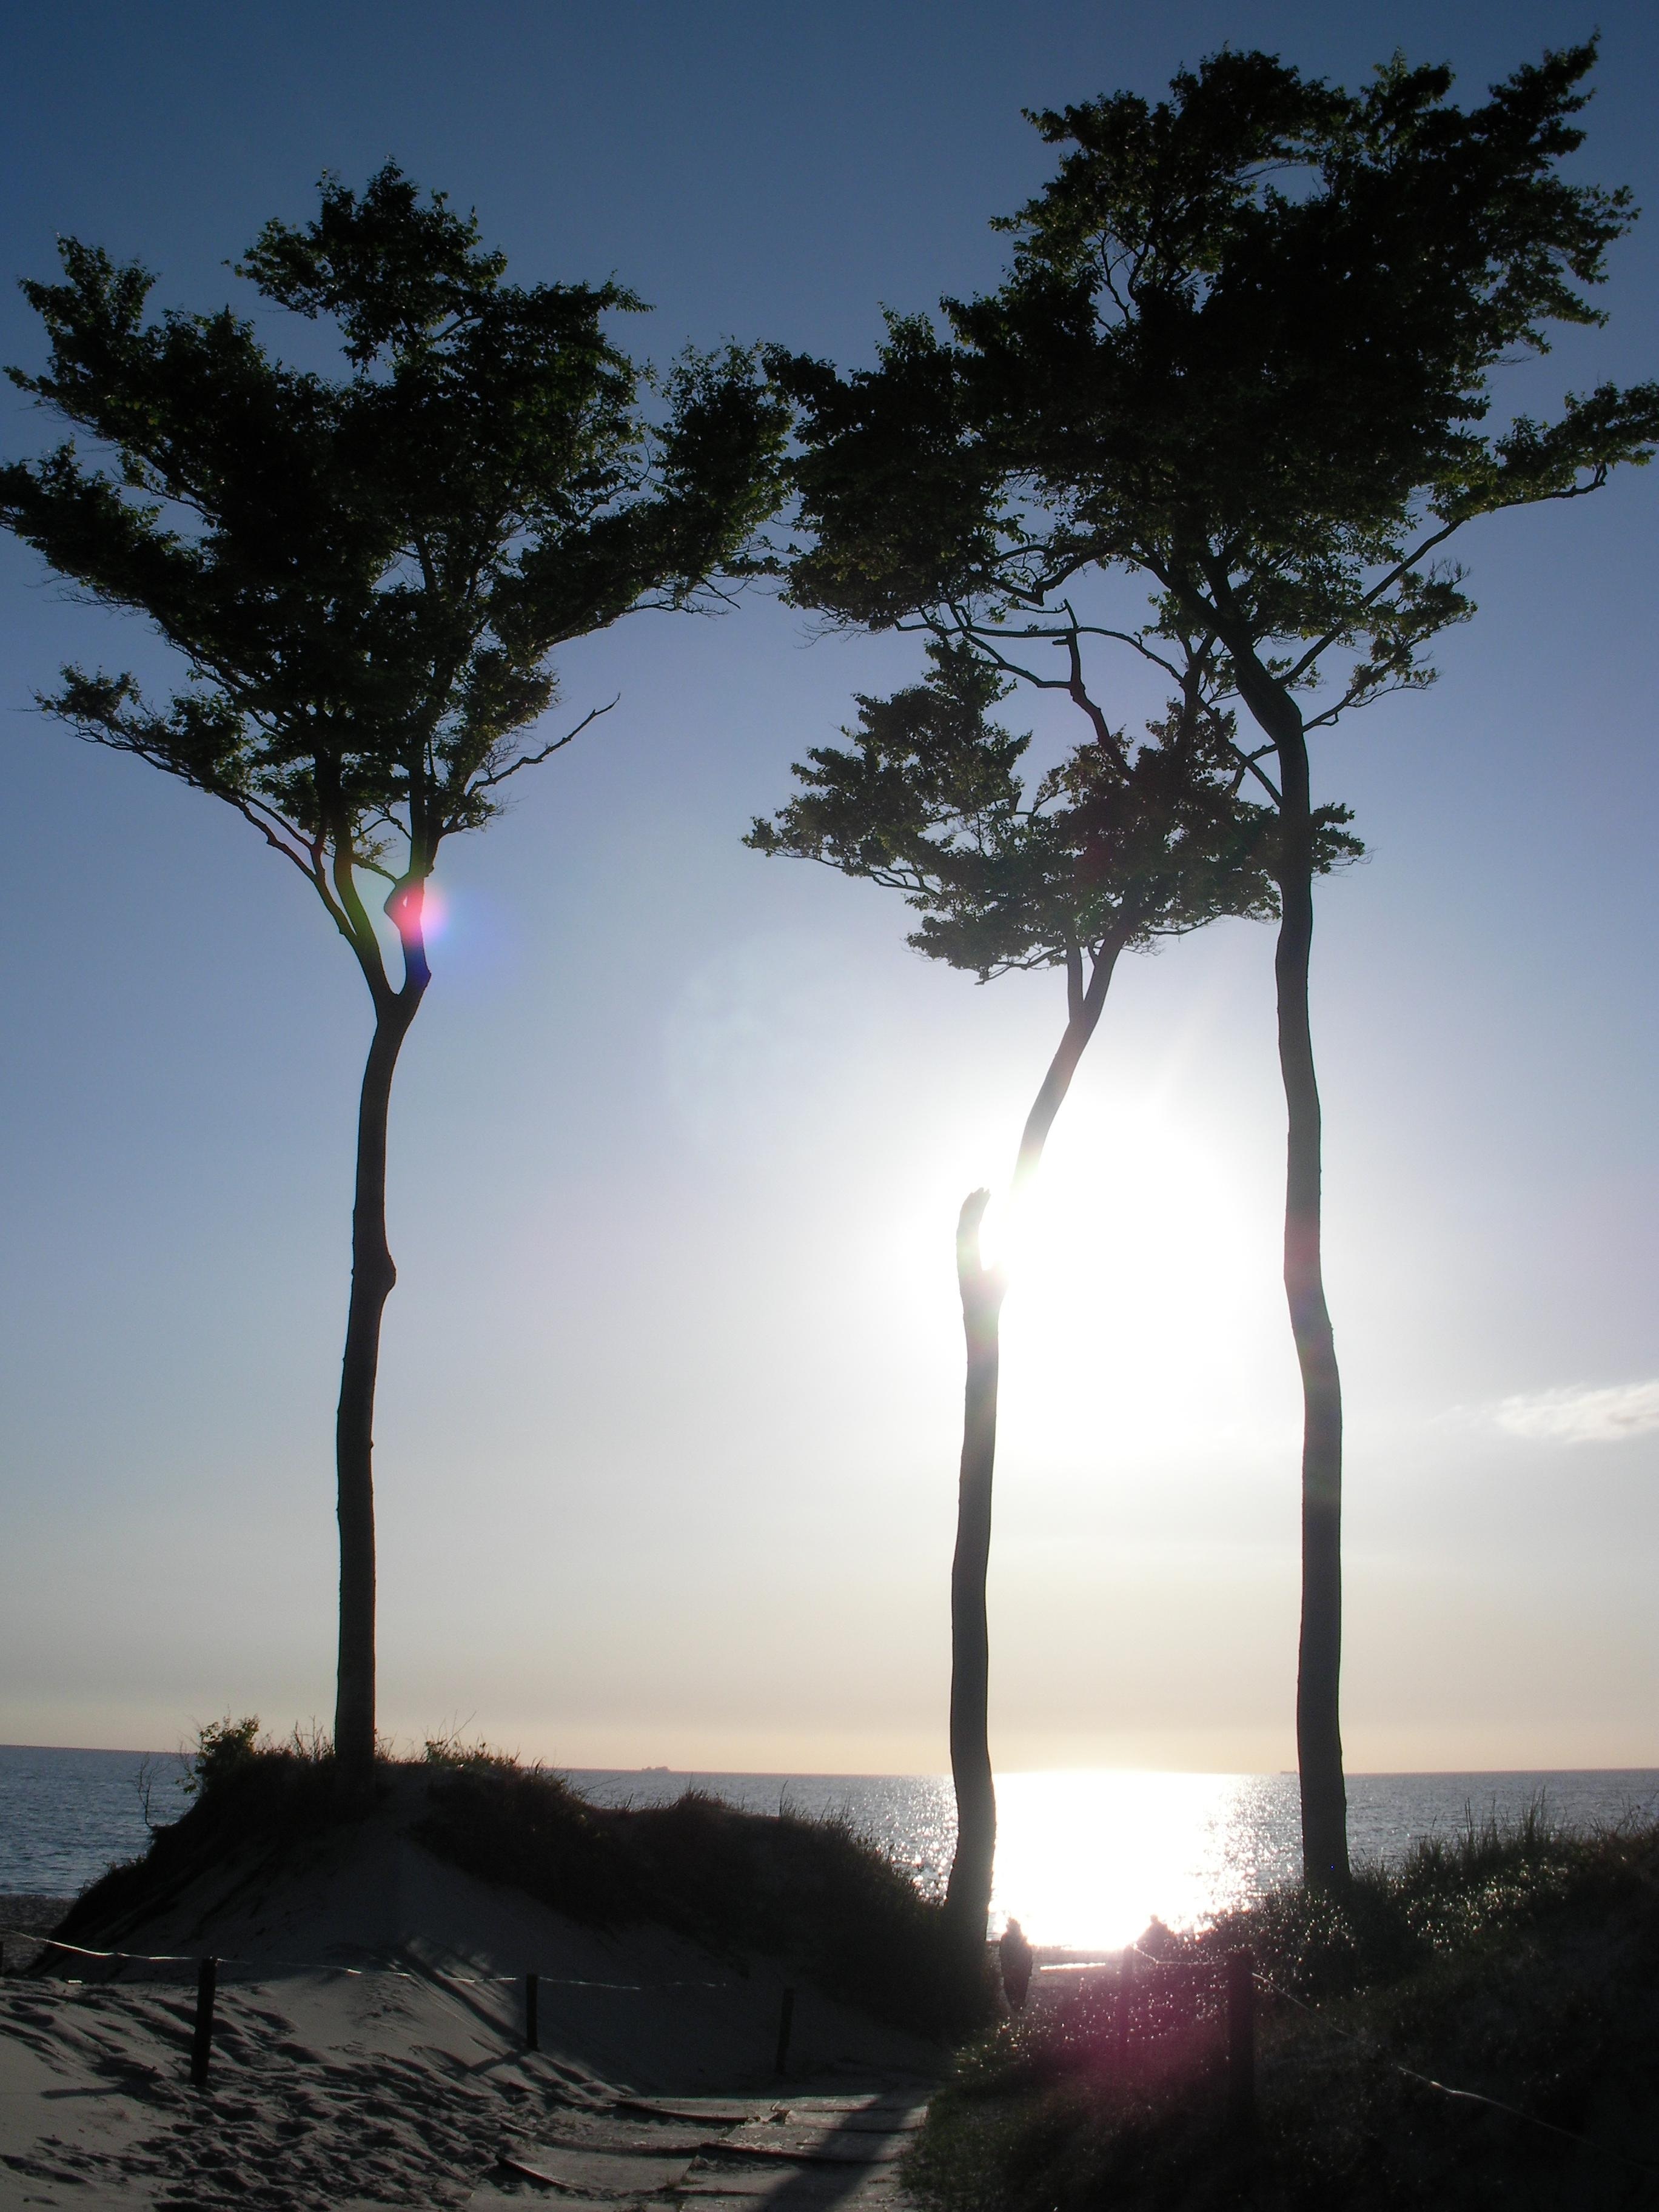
[225,793,352,934]
[317,773,392,1003]
[1282,517,1466,683]
[471,697,618,794]
[1054,623,1130,768]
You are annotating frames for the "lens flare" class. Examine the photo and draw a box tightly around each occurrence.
[416,881,449,943]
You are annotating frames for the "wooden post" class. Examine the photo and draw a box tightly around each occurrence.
[774,1986,796,2078]
[1114,1946,1134,2073]
[190,1956,218,2088]
[525,1972,540,2052]
[1226,1949,1255,2135]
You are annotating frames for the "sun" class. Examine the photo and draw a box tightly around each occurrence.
[982,1095,1292,1467]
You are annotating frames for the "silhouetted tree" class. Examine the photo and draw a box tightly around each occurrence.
[769,41,1659,1885]
[1,167,787,1783]
[749,642,1347,1949]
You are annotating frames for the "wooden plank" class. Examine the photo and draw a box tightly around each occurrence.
[471,2196,627,2211]
[781,2103,927,2133]
[540,2125,734,2155]
[618,2097,779,2125]
[775,2096,887,2111]
[722,2123,910,2164]
[503,2143,695,2194]
[681,2174,906,2204]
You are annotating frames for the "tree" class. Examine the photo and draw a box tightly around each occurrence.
[749,641,1343,1949]
[1,167,787,1783]
[768,41,1659,1885]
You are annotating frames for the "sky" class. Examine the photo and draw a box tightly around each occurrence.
[1,0,1655,1775]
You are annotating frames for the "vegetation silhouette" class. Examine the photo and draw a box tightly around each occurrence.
[766,39,1659,1888]
[44,1724,993,2040]
[749,643,1350,1951]
[908,1809,1659,2211]
[0,166,788,1785]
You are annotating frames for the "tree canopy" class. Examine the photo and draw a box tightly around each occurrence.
[2,161,788,1000]
[772,39,1659,722]
[762,36,1659,1888]
[748,638,1360,987]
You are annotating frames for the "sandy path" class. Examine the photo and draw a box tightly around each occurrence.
[1,1970,928,2207]
[1,1798,940,2205]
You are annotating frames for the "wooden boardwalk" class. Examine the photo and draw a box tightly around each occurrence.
[475,2091,928,2211]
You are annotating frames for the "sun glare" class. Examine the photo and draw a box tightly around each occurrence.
[990,1770,1294,1949]
[984,1098,1293,1467]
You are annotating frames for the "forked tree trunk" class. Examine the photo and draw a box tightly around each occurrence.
[334,987,424,1785]
[943,943,1122,1949]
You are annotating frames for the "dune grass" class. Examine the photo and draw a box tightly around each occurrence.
[44,1725,990,2042]
[908,1811,1659,2212]
[414,1749,989,2039]
[45,1719,347,1951]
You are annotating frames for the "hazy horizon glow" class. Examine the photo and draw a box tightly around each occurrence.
[1,0,1656,1774]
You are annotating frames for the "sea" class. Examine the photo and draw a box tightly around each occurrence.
[3,1744,1655,1951]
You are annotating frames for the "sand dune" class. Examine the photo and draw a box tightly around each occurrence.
[0,1808,937,2207]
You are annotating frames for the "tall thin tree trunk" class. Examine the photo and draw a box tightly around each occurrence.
[334,990,421,1785]
[1221,632,1350,1889]
[943,943,1122,1948]
[1269,716,1349,1889]
[945,1188,1002,1950]
[1276,843,1348,1886]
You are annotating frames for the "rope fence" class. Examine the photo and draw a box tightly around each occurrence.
[0,1926,729,1988]
[0,1924,770,2088]
[1247,1957,1658,2177]
[8,1916,1654,2169]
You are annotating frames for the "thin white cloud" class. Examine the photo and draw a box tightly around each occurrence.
[1494,1380,1659,1446]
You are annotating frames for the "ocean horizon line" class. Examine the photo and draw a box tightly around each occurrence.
[4,1742,1657,1780]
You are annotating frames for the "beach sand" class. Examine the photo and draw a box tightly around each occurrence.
[0,1814,938,2208]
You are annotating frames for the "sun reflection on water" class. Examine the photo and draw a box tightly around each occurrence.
[990,1770,1300,1949]
[563,1767,1659,1953]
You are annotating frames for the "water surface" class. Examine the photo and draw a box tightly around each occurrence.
[569,1764,1659,1948]
[5,1745,1654,1949]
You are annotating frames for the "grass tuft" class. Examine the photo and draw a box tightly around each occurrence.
[417,1758,992,2039]
[908,1812,1659,2212]
[47,1719,350,1950]
[43,1731,991,2042]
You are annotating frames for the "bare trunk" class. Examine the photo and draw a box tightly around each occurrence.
[945,1190,1002,1951]
[1214,623,1349,1885]
[1276,839,1348,1888]
[333,990,422,1786]
[1230,679,1347,1888]
[943,944,1122,1946]
[1013,988,1103,1195]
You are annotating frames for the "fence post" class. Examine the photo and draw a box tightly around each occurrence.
[190,1956,218,2088]
[1114,1946,1134,2073]
[1226,1949,1255,2136]
[525,1972,540,2053]
[774,1986,796,2078]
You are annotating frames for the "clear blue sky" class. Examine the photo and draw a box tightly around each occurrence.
[1,1,1655,1771]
